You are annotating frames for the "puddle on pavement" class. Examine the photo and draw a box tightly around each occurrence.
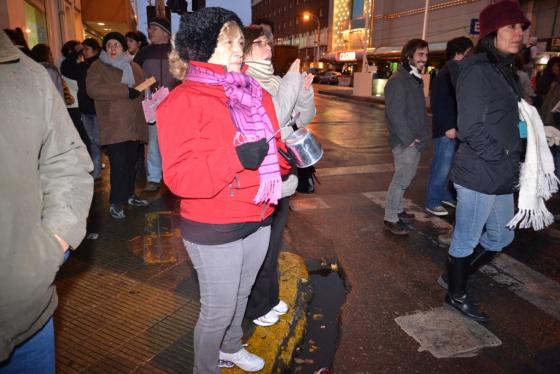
[291,259,347,373]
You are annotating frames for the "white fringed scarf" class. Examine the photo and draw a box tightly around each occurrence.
[507,99,560,230]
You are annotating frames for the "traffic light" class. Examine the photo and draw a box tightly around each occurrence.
[168,0,188,14]
[192,0,205,11]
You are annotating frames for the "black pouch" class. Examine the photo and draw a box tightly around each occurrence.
[296,165,319,194]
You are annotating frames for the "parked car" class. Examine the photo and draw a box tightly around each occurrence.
[317,71,341,85]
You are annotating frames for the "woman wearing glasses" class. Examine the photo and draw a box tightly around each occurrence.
[242,24,316,327]
[86,32,149,219]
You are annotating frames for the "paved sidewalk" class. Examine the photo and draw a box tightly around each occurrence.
[53,181,310,373]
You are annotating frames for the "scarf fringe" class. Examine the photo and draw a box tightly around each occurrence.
[536,171,560,199]
[253,176,282,205]
[508,99,558,230]
[507,207,555,231]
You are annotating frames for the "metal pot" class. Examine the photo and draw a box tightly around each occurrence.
[285,127,323,168]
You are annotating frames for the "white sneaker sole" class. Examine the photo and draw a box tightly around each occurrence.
[253,317,279,326]
[425,207,448,216]
[273,304,288,315]
[442,201,457,208]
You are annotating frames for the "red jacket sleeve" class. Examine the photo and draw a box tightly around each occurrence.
[156,90,244,199]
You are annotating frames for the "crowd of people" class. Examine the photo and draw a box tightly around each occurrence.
[383,0,560,324]
[2,6,315,373]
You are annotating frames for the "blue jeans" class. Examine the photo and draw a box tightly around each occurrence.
[81,114,101,179]
[552,145,560,179]
[426,136,457,209]
[449,184,515,258]
[0,318,55,373]
[147,124,162,183]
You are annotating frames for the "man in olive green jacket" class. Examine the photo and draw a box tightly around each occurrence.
[0,30,93,371]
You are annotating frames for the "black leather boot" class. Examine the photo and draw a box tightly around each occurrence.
[444,255,490,322]
[469,249,496,273]
[437,246,495,290]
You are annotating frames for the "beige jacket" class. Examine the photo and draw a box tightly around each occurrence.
[0,31,93,361]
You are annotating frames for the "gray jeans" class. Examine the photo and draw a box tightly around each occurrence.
[183,226,271,374]
[385,144,421,222]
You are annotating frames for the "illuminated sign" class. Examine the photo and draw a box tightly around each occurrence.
[470,18,480,35]
[337,51,357,62]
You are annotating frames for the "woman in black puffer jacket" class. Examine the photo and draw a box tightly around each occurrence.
[441,1,530,322]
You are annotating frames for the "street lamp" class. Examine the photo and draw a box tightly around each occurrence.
[303,12,321,67]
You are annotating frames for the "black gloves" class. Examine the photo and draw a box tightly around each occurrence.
[128,87,141,100]
[235,139,269,170]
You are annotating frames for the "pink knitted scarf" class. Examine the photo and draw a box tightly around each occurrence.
[186,64,281,205]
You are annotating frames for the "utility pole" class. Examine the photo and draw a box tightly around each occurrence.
[421,0,429,40]
[156,0,166,17]
[551,0,560,38]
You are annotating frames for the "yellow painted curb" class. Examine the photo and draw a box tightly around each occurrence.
[222,251,312,373]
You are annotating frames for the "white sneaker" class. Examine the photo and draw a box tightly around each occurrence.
[425,206,449,216]
[219,348,264,372]
[253,309,279,326]
[272,300,289,315]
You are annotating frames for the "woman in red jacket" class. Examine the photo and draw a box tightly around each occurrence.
[157,7,290,373]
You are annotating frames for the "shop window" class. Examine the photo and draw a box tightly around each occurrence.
[351,0,364,18]
[24,1,47,48]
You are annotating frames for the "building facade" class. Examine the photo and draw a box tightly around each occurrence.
[252,0,331,68]
[1,0,137,61]
[1,0,86,59]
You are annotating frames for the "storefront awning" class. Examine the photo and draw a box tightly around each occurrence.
[82,0,137,36]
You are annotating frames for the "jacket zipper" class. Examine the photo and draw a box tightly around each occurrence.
[229,176,240,197]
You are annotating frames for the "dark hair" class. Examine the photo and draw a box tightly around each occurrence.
[61,40,80,58]
[242,24,273,56]
[474,31,498,53]
[400,38,428,63]
[545,56,560,72]
[4,28,31,55]
[30,43,53,64]
[82,38,101,52]
[4,29,18,44]
[253,18,274,33]
[445,37,473,61]
[126,31,148,48]
[136,31,148,47]
[13,27,29,50]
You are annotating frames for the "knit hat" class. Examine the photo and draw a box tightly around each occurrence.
[175,7,243,62]
[102,32,127,51]
[479,0,531,40]
[149,17,171,35]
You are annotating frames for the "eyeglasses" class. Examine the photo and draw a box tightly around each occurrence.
[252,40,273,48]
[106,42,123,50]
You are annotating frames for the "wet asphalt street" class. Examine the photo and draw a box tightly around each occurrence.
[285,90,560,373]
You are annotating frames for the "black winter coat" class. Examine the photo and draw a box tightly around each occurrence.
[451,53,522,195]
[60,52,98,114]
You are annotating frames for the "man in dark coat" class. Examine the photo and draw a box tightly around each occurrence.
[383,38,429,236]
[134,17,179,191]
[425,37,473,217]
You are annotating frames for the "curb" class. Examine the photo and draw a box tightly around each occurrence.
[223,251,313,373]
[318,89,385,105]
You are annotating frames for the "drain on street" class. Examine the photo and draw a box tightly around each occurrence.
[291,258,346,373]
